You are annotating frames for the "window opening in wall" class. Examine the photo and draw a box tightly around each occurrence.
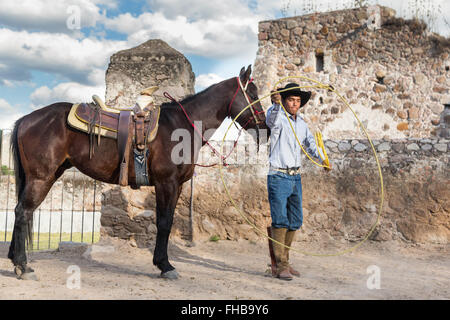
[376,75,385,84]
[316,53,324,72]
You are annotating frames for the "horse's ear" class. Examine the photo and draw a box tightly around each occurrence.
[239,67,246,78]
[240,65,252,83]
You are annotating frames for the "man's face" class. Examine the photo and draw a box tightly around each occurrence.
[283,95,301,116]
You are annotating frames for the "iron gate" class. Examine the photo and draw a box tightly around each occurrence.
[0,128,102,251]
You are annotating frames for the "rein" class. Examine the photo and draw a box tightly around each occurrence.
[164,76,263,167]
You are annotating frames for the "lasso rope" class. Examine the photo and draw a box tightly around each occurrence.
[217,75,384,257]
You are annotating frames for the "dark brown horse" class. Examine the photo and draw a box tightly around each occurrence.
[7,65,268,279]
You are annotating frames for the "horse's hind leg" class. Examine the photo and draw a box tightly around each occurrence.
[8,178,55,280]
[8,201,34,279]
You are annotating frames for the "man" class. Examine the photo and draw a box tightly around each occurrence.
[266,82,331,281]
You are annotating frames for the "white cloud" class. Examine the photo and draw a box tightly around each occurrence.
[30,82,105,109]
[253,0,284,19]
[0,98,24,129]
[0,61,31,82]
[195,73,225,91]
[0,28,127,85]
[0,0,109,33]
[91,0,118,9]
[0,112,24,130]
[104,6,262,59]
[0,98,13,110]
[148,0,254,20]
[0,79,13,87]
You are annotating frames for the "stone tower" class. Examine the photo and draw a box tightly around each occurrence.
[105,39,195,108]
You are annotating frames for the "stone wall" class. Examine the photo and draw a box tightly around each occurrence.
[100,138,449,246]
[253,6,450,140]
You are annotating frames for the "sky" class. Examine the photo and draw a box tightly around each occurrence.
[0,0,448,130]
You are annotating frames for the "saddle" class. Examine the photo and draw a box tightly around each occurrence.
[67,87,160,187]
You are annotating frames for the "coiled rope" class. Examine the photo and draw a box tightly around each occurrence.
[217,75,384,257]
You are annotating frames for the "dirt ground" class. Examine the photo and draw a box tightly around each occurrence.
[0,237,448,300]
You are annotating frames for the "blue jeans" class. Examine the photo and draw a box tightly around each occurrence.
[267,171,303,230]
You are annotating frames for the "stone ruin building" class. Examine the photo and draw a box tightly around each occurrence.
[253,5,449,140]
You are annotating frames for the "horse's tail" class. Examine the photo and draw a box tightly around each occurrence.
[10,117,33,249]
[11,118,25,199]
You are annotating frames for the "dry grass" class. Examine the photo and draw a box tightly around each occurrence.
[0,231,100,251]
[383,17,428,33]
[382,16,449,56]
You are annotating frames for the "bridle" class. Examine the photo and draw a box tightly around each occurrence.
[227,77,265,126]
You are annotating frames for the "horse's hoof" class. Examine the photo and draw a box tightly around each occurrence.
[14,266,38,281]
[160,269,179,279]
[14,266,23,278]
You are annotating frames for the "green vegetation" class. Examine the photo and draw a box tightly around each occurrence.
[1,165,13,176]
[0,231,100,251]
[209,235,220,242]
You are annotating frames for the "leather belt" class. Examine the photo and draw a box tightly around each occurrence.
[270,166,301,176]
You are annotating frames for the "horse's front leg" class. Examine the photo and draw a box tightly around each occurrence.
[153,179,182,279]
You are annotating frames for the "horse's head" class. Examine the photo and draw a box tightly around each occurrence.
[228,65,269,147]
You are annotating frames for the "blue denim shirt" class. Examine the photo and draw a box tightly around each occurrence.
[266,103,323,169]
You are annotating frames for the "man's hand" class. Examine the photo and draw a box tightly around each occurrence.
[271,90,281,105]
[273,93,281,104]
[323,161,332,172]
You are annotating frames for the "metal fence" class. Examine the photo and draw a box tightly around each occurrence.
[0,128,102,251]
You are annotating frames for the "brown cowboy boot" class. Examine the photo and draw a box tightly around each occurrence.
[271,227,293,281]
[285,230,300,277]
